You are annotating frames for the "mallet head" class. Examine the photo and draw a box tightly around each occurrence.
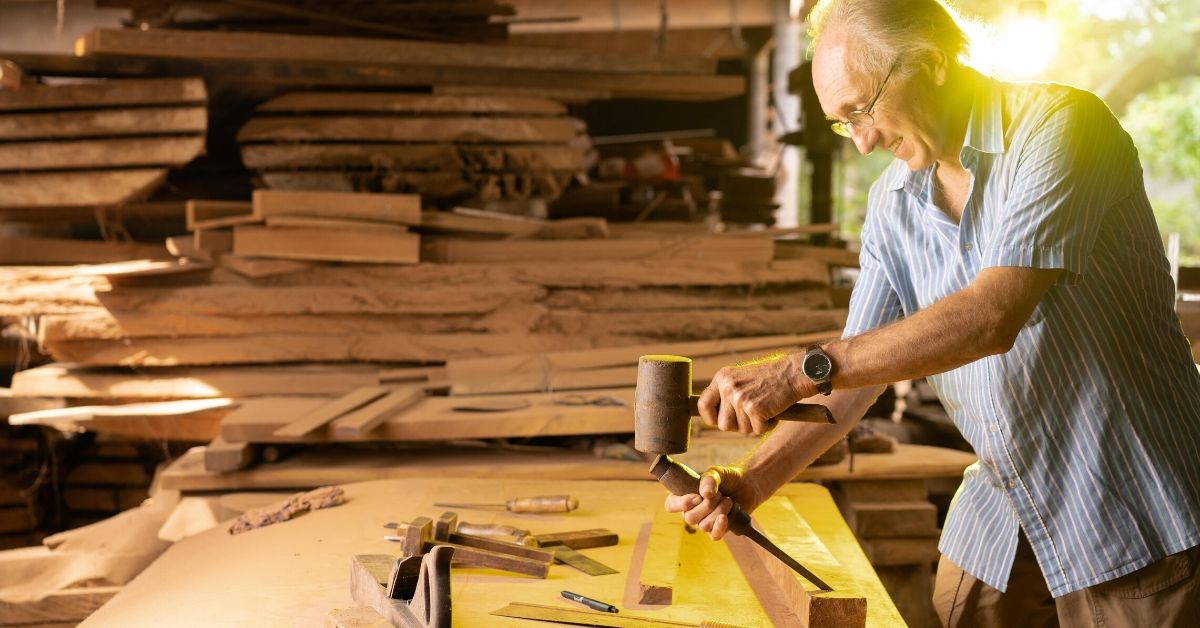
[634,354,694,455]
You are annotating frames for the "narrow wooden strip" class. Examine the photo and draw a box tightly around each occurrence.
[331,387,426,438]
[233,226,420,264]
[264,216,409,233]
[187,199,257,230]
[241,142,585,171]
[237,116,579,143]
[0,136,205,171]
[257,93,566,115]
[0,169,166,209]
[272,386,391,438]
[0,77,205,111]
[0,106,206,140]
[253,189,420,225]
[639,507,686,604]
[0,236,168,265]
[421,235,775,264]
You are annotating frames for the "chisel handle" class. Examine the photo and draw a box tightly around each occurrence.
[506,495,579,513]
[648,455,752,535]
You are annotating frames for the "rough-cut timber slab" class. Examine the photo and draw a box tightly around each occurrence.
[256,93,567,116]
[76,27,714,75]
[0,136,205,171]
[10,363,384,400]
[7,398,233,440]
[421,235,775,264]
[42,332,612,366]
[233,226,420,264]
[241,143,586,172]
[259,171,574,202]
[543,287,833,312]
[220,387,636,443]
[541,309,846,340]
[0,106,206,140]
[92,283,545,315]
[0,77,204,111]
[238,116,580,143]
[253,189,420,225]
[0,169,166,209]
[0,236,168,265]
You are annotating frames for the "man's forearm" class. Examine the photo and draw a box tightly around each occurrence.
[741,385,885,501]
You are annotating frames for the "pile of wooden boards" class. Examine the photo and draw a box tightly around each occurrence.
[237,93,591,205]
[0,77,207,220]
[101,0,516,42]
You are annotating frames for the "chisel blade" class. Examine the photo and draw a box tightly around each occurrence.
[743,527,833,591]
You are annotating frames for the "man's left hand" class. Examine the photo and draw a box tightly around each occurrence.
[696,353,815,435]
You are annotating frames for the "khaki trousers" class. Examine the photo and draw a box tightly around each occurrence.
[934,534,1200,627]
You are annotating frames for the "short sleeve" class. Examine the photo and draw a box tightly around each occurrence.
[978,91,1133,283]
[842,215,904,339]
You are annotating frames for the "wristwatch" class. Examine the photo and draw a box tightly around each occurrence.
[802,344,835,396]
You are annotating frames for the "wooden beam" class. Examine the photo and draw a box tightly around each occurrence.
[331,387,427,438]
[76,27,715,75]
[186,199,257,230]
[421,235,775,264]
[272,386,391,439]
[0,106,205,140]
[0,236,168,265]
[0,169,166,209]
[0,77,204,111]
[252,189,420,225]
[237,115,579,143]
[242,143,585,172]
[0,136,205,171]
[219,388,635,443]
[257,92,566,116]
[233,226,419,264]
[263,216,408,233]
[639,506,687,605]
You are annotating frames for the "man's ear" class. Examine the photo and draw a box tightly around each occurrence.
[922,49,948,86]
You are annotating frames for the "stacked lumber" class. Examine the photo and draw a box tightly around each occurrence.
[237,94,590,206]
[0,77,207,218]
[61,438,156,529]
[102,0,515,42]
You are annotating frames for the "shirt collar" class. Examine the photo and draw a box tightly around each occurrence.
[883,72,1006,193]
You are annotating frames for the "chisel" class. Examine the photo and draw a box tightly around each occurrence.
[433,494,579,513]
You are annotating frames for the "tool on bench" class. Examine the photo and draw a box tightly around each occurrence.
[386,519,536,546]
[433,494,579,513]
[387,514,553,578]
[350,546,453,628]
[561,590,619,613]
[491,602,753,628]
[635,354,835,592]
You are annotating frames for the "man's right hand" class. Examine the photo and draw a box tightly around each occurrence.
[663,465,763,540]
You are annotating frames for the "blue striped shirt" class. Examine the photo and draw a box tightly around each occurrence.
[842,74,1200,596]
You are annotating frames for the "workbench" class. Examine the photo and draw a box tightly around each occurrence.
[78,478,905,627]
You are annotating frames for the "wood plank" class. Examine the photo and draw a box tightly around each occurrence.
[220,388,636,443]
[725,497,867,627]
[442,332,837,379]
[257,93,566,116]
[91,283,545,315]
[258,171,574,203]
[542,287,833,312]
[42,332,598,366]
[639,506,686,605]
[0,77,204,111]
[235,226,420,263]
[194,228,233,255]
[263,216,409,233]
[203,436,255,473]
[237,116,579,143]
[272,386,391,438]
[242,143,585,171]
[0,136,205,171]
[7,398,233,440]
[421,235,775,264]
[0,169,166,209]
[841,501,939,539]
[186,199,257,230]
[833,479,928,503]
[0,236,169,265]
[0,586,120,624]
[219,254,313,278]
[10,363,382,400]
[76,27,714,76]
[860,538,941,567]
[541,308,846,340]
[253,189,420,225]
[774,243,861,267]
[331,387,426,438]
[0,106,206,140]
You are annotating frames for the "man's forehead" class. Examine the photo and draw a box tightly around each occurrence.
[811,37,868,117]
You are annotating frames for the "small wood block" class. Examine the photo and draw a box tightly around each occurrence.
[253,189,421,225]
[272,386,390,439]
[331,387,426,438]
[265,215,410,233]
[423,540,550,578]
[233,226,420,264]
[187,199,258,230]
[203,437,256,473]
[535,528,618,550]
[400,517,433,557]
[638,506,685,604]
[834,479,928,503]
[844,501,938,539]
[433,512,458,542]
[194,228,234,255]
[860,538,942,567]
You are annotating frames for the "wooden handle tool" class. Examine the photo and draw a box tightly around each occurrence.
[433,494,579,513]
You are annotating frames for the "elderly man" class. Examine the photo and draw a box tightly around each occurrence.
[666,0,1200,626]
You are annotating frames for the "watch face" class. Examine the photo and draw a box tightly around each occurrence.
[805,354,832,380]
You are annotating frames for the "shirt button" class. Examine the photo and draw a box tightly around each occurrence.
[989,424,998,433]
[963,243,973,252]
[1006,480,1017,489]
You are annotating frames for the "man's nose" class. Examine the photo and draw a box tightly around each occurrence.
[851,125,878,155]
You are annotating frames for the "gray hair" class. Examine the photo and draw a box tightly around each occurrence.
[808,0,972,82]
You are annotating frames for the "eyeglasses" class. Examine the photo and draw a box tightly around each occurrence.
[829,60,899,138]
